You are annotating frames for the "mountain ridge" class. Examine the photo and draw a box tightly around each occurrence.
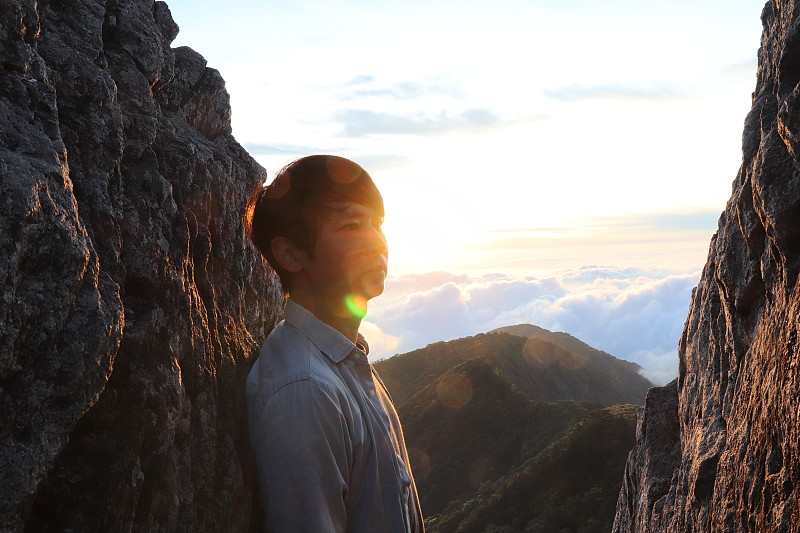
[376,323,653,408]
[431,404,639,533]
[375,324,651,530]
[491,323,645,374]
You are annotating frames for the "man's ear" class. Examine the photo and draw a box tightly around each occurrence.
[270,237,306,273]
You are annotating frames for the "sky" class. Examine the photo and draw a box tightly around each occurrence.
[167,0,767,384]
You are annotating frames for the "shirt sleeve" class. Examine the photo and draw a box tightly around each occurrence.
[249,379,351,533]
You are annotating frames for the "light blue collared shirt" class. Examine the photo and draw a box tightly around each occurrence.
[246,300,424,533]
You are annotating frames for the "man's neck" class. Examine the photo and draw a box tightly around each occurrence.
[290,291,363,344]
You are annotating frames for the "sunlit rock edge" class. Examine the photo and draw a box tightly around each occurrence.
[613,1,800,531]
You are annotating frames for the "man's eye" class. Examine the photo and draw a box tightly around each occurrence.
[342,222,360,230]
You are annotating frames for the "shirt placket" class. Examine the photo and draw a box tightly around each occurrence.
[348,349,412,533]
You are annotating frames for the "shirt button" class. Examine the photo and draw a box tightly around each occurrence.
[369,389,376,397]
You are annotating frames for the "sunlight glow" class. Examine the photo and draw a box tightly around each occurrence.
[167,0,762,276]
[165,0,765,376]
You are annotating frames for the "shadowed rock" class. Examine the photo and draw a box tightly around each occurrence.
[0,0,282,530]
[614,1,800,531]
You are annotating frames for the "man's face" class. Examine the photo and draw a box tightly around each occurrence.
[302,201,388,311]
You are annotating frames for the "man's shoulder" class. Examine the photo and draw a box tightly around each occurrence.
[247,320,343,399]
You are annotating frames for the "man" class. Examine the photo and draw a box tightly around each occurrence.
[243,155,424,532]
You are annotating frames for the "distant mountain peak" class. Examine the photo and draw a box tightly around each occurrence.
[376,325,653,410]
[491,323,645,371]
[374,324,647,527]
[490,323,551,337]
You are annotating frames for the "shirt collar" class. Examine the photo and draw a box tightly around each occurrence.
[284,299,369,363]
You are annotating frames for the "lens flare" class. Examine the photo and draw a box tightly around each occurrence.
[409,448,431,479]
[469,456,501,490]
[523,337,588,369]
[436,373,473,409]
[344,294,368,318]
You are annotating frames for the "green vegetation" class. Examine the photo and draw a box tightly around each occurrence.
[376,331,652,407]
[374,325,649,532]
[429,405,638,533]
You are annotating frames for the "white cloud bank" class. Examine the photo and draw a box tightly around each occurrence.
[365,266,700,385]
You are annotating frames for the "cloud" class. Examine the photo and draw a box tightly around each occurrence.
[344,75,376,86]
[456,209,720,273]
[721,57,758,76]
[590,209,722,231]
[487,209,721,238]
[243,142,332,156]
[366,266,700,385]
[242,145,410,178]
[338,75,465,101]
[351,153,412,172]
[333,108,501,137]
[328,74,551,137]
[543,82,684,103]
[359,320,400,356]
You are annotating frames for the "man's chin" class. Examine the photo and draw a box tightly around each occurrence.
[360,271,386,299]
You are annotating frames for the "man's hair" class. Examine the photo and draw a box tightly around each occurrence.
[244,155,384,293]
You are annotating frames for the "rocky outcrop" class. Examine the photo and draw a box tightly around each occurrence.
[614,1,800,531]
[0,0,282,530]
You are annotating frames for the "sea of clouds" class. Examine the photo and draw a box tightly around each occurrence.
[363,266,701,385]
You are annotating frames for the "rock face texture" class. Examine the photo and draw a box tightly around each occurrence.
[614,1,800,531]
[1,0,281,530]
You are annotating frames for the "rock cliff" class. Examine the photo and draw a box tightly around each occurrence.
[0,0,282,530]
[614,1,800,531]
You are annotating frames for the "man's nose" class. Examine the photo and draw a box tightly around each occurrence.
[368,224,388,255]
